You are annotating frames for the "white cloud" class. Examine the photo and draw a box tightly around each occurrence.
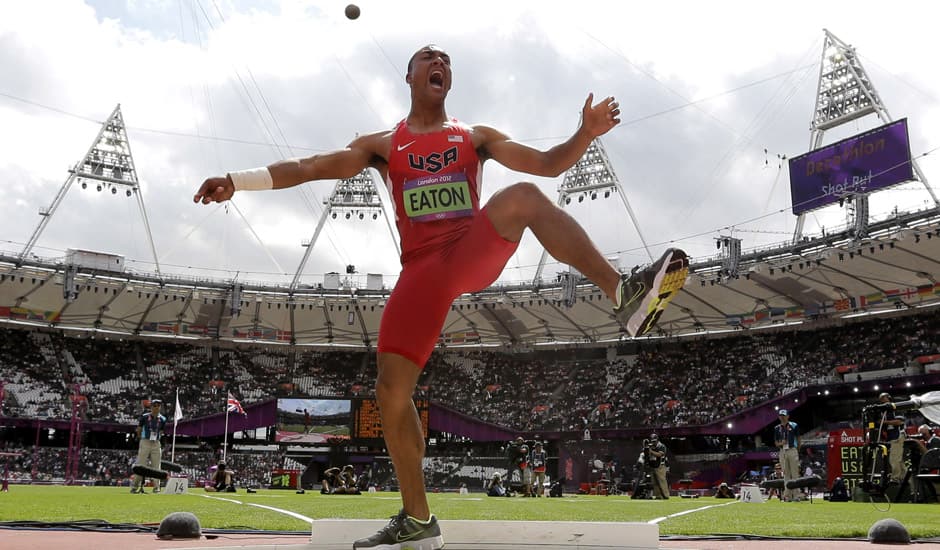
[1,0,938,284]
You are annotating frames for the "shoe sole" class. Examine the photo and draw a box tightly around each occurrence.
[354,535,444,550]
[626,249,689,337]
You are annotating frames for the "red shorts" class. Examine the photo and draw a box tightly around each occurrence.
[378,208,518,368]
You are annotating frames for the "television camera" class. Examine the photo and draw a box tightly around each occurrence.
[859,391,940,496]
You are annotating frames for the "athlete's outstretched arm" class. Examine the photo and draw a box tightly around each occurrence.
[476,93,620,178]
[193,131,387,204]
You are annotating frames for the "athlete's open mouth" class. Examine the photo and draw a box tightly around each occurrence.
[429,70,444,89]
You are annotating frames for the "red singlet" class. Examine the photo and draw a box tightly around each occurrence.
[377,119,518,367]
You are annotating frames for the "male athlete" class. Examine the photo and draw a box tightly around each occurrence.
[194,44,688,550]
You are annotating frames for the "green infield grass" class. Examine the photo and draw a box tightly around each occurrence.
[279,423,350,435]
[0,486,938,540]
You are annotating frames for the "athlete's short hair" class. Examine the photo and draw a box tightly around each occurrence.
[407,44,445,75]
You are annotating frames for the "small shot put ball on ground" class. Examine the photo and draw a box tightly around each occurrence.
[345,4,360,20]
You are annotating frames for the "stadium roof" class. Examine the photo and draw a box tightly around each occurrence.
[2,208,938,349]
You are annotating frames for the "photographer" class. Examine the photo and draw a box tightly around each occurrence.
[645,434,669,500]
[548,476,565,498]
[829,476,850,502]
[921,424,940,450]
[714,482,735,499]
[529,442,548,497]
[504,436,529,496]
[357,464,373,492]
[338,465,361,495]
[321,466,344,494]
[486,473,506,497]
[908,425,939,503]
[205,462,235,493]
[765,463,783,500]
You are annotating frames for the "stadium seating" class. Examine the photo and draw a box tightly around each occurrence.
[0,310,937,431]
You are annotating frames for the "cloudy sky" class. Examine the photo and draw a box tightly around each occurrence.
[1,0,938,288]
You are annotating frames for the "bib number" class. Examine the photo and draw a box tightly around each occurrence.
[403,173,473,222]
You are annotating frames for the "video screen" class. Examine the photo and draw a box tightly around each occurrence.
[276,398,351,444]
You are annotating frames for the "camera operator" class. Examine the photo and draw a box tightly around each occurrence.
[644,434,669,500]
[774,409,801,502]
[504,436,528,496]
[631,450,651,499]
[877,393,906,483]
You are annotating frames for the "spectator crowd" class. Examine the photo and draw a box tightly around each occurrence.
[0,310,937,435]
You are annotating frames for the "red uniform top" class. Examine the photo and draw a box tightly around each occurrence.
[385,119,482,263]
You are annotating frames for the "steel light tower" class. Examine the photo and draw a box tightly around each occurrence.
[290,169,399,290]
[792,30,938,243]
[19,105,161,274]
[532,138,654,284]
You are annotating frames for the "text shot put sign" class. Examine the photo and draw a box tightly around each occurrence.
[788,119,913,215]
[827,429,866,491]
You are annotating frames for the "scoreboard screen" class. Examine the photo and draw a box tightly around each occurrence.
[275,398,351,444]
[353,398,429,441]
[274,397,429,445]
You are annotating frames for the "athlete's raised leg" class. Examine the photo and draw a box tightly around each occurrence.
[484,181,621,300]
[484,181,688,337]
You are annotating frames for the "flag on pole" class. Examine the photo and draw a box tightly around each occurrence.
[174,390,183,423]
[171,388,182,463]
[227,392,246,415]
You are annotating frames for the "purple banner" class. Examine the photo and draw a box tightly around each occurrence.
[429,403,517,441]
[788,119,913,215]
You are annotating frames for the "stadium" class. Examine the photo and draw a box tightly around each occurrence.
[1,2,940,549]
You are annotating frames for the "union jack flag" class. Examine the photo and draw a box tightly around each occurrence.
[227,392,246,415]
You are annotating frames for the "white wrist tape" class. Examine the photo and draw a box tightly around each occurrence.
[229,167,274,191]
